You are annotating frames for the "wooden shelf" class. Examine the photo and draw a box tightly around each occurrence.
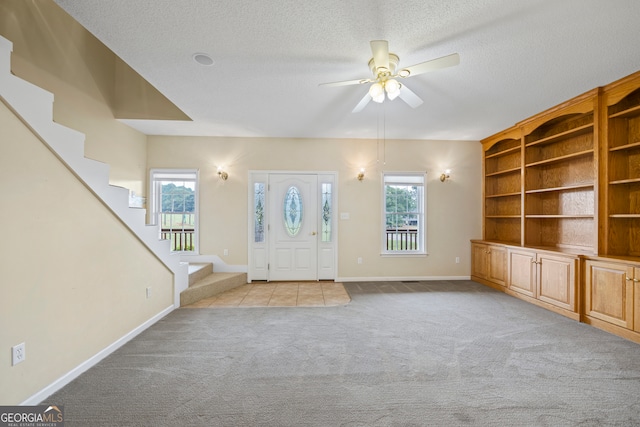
[485,192,521,199]
[609,177,640,185]
[609,140,640,152]
[485,166,521,177]
[609,214,640,218]
[525,149,593,167]
[486,215,521,219]
[609,104,640,119]
[482,239,520,246]
[526,214,594,219]
[525,123,593,147]
[525,183,594,194]
[485,146,521,159]
[525,244,595,256]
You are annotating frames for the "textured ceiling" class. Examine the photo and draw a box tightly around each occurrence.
[54,0,640,141]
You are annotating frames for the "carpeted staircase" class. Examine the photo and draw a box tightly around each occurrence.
[180,263,247,306]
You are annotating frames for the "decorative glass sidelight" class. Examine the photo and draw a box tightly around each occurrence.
[283,186,303,237]
[254,183,265,243]
[321,183,332,242]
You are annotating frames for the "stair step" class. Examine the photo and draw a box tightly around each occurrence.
[180,272,247,307]
[188,263,214,286]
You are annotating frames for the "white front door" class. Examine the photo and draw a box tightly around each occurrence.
[248,171,336,282]
[268,174,318,281]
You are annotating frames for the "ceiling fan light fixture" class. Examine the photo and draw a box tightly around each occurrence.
[398,69,410,78]
[385,79,401,100]
[372,93,385,103]
[368,82,385,101]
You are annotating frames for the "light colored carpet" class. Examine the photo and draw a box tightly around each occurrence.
[43,280,640,426]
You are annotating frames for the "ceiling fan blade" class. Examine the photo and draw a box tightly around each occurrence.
[398,84,424,109]
[398,53,460,78]
[319,78,372,87]
[352,92,372,113]
[370,40,390,71]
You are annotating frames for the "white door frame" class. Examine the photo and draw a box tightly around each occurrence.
[248,171,338,282]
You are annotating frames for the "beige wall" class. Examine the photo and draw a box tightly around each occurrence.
[0,102,174,405]
[147,136,482,279]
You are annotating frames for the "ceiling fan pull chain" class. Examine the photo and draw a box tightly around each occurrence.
[383,102,386,166]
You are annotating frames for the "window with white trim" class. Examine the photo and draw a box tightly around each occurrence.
[382,172,426,254]
[149,169,198,253]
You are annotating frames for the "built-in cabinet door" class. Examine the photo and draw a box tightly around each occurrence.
[471,243,489,279]
[537,253,576,311]
[508,249,537,298]
[584,260,634,329]
[487,245,507,287]
[472,242,507,287]
[634,267,640,332]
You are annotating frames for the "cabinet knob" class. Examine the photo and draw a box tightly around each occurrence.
[626,276,633,281]
[634,278,640,283]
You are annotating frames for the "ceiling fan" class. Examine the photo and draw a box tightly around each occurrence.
[319,40,459,113]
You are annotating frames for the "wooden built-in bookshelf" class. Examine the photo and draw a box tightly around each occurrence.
[521,93,598,254]
[481,128,522,245]
[603,81,640,257]
[475,71,640,344]
[481,91,599,254]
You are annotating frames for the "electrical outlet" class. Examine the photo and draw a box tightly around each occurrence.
[223,249,229,256]
[357,257,363,264]
[12,342,25,366]
[455,257,460,264]
[146,287,152,299]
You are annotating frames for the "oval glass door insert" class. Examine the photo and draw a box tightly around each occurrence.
[283,186,303,237]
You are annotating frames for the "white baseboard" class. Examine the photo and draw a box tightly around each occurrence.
[337,276,471,282]
[21,305,175,405]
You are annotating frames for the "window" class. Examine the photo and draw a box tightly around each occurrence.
[150,169,198,253]
[283,185,303,237]
[253,182,265,243]
[382,173,426,254]
[321,182,332,242]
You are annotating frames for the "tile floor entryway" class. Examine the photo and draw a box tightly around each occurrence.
[185,282,351,308]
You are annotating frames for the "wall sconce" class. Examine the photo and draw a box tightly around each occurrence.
[440,169,451,182]
[217,167,228,181]
[357,168,365,181]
